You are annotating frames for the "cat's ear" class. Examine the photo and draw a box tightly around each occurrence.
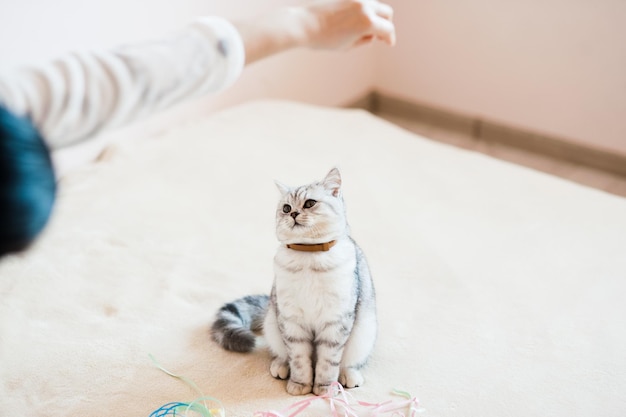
[322,168,342,197]
[275,180,290,196]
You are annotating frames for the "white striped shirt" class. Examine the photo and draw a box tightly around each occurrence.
[0,16,244,149]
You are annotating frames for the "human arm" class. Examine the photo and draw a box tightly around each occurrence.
[0,0,396,149]
[0,17,245,149]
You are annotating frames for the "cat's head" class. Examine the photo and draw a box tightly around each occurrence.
[275,168,348,244]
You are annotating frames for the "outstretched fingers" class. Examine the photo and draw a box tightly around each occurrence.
[303,0,396,50]
[364,1,396,46]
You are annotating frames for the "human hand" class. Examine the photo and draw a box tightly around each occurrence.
[301,0,396,50]
[234,0,395,65]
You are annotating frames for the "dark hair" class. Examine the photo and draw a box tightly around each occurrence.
[0,105,56,256]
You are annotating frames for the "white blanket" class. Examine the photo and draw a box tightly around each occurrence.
[1,100,625,416]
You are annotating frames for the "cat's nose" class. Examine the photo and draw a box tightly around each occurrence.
[291,212,299,219]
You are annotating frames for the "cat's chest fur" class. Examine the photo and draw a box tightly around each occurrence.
[273,240,356,326]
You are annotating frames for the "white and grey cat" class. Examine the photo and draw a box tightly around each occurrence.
[211,168,376,396]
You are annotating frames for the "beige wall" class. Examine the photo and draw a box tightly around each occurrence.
[0,1,374,106]
[376,0,626,154]
[0,0,375,143]
[2,0,624,157]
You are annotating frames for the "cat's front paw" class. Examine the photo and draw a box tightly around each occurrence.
[270,358,290,380]
[286,379,312,395]
[313,383,332,396]
[339,368,363,388]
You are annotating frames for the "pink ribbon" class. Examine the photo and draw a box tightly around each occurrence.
[254,382,421,417]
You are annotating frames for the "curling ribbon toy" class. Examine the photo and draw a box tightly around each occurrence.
[148,353,423,417]
[254,382,424,417]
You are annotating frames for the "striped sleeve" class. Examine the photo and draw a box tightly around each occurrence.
[0,16,245,149]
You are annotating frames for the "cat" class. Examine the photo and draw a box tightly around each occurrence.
[211,168,377,396]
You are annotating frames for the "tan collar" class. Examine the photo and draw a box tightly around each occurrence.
[286,240,337,252]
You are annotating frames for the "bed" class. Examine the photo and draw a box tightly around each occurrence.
[1,100,625,416]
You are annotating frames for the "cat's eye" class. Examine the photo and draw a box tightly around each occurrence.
[303,199,317,209]
[282,204,291,214]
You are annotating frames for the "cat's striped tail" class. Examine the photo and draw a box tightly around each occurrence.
[210,294,269,353]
